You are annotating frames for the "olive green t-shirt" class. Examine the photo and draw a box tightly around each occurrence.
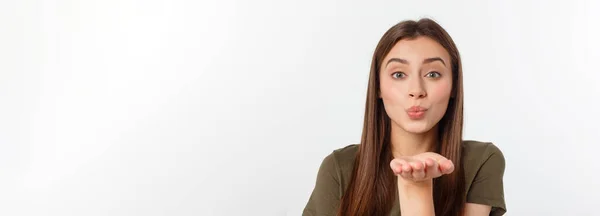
[303,140,506,216]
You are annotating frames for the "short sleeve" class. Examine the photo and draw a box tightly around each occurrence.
[302,152,342,216]
[466,143,507,216]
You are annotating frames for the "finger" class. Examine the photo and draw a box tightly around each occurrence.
[439,159,455,174]
[424,158,435,168]
[421,158,442,178]
[391,159,410,175]
[409,160,425,170]
[390,159,405,175]
[400,163,413,179]
[423,158,436,174]
[410,161,426,180]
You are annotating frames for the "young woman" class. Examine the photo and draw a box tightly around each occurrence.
[303,18,506,216]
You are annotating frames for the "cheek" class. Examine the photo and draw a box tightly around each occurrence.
[429,81,452,112]
[380,85,404,120]
[380,82,406,107]
[431,81,452,99]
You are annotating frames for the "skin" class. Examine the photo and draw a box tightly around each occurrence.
[379,36,492,216]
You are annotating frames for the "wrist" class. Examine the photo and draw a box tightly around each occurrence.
[396,177,435,216]
[397,178,433,188]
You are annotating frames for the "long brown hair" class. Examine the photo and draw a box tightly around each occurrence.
[337,18,466,216]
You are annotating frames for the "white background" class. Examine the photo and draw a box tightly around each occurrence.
[1,0,599,215]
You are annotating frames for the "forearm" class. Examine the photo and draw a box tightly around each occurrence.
[397,179,435,216]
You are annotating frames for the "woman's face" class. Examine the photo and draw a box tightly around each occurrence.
[379,36,453,134]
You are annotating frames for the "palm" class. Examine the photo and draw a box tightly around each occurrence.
[389,152,454,182]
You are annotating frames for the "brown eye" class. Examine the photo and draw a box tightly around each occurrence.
[392,72,406,79]
[425,71,441,78]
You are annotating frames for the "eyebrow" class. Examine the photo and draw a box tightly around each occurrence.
[385,57,446,67]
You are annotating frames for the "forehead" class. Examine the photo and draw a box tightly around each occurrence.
[383,36,451,65]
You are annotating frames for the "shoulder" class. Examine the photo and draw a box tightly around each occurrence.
[462,140,505,168]
[461,140,506,192]
[462,140,507,215]
[332,144,359,169]
[304,144,359,215]
[462,140,506,180]
[320,144,359,189]
[331,144,359,162]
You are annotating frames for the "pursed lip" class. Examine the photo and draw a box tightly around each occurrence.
[406,106,428,112]
[406,106,428,119]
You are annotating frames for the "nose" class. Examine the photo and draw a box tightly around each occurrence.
[409,90,427,98]
[408,80,427,99]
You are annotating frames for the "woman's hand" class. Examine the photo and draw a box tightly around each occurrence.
[390,152,454,183]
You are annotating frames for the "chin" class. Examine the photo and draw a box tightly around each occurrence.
[401,121,434,134]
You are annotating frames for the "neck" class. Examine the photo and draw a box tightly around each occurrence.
[390,123,439,158]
